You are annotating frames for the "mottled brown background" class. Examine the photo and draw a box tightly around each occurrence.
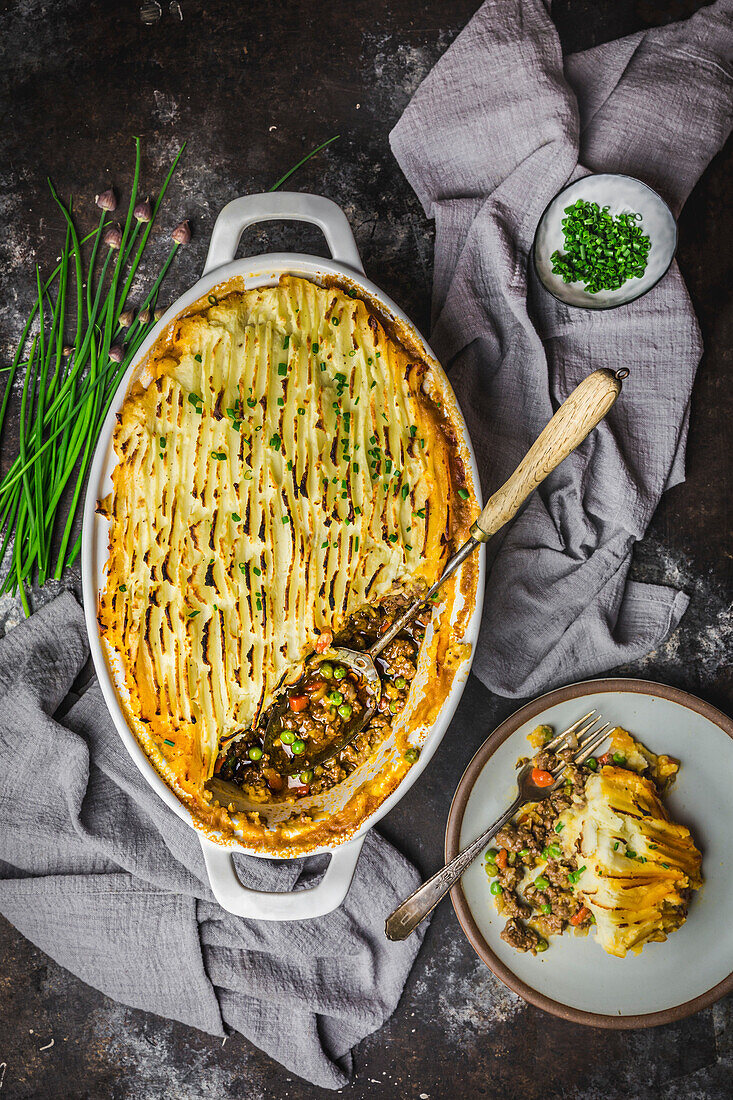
[0,1,731,1098]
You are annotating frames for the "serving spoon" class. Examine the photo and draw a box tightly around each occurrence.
[264,368,626,775]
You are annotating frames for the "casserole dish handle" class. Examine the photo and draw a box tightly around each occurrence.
[203,192,364,276]
[199,833,365,919]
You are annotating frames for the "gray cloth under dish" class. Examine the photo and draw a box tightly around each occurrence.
[0,593,425,1089]
[391,0,733,697]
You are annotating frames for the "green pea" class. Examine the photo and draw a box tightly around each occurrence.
[319,662,334,678]
[490,881,503,896]
[404,747,419,764]
[291,739,306,755]
[486,848,499,861]
[389,701,399,714]
[534,876,549,890]
[280,730,295,745]
[329,691,343,705]
[394,676,406,689]
[612,751,626,764]
[535,939,549,953]
[333,666,347,680]
[548,843,562,859]
[248,746,263,761]
[540,903,552,915]
[518,848,530,859]
[300,769,313,783]
[338,703,353,719]
[586,756,597,770]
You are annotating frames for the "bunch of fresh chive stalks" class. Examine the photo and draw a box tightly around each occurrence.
[0,133,339,616]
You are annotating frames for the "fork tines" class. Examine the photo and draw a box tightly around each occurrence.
[545,710,612,775]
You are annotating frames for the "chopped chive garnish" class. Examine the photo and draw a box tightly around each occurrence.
[416,508,425,518]
[232,512,241,522]
[118,584,127,592]
[331,316,339,326]
[188,609,200,618]
[164,738,175,746]
[550,199,651,293]
[269,434,281,448]
[401,484,409,500]
[311,342,319,353]
[283,335,289,348]
[388,533,398,543]
[457,488,469,500]
[194,353,202,363]
[253,566,261,575]
[208,294,218,305]
[239,563,246,573]
[282,515,290,524]
[160,436,166,447]
[277,397,284,406]
[211,450,227,460]
[298,408,305,415]
[278,363,287,376]
[409,425,417,437]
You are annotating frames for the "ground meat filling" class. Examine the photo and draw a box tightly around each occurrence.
[486,726,598,954]
[215,593,428,802]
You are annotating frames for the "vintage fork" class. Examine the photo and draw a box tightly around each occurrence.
[385,711,611,941]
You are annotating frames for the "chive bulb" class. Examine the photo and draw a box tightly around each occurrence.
[134,197,152,223]
[171,220,191,245]
[138,307,151,325]
[109,344,125,363]
[154,306,164,321]
[95,188,117,212]
[119,309,134,328]
[103,225,122,249]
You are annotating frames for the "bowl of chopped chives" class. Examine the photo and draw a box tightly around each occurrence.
[532,173,677,309]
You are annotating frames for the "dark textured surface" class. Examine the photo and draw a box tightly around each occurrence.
[1,1,731,1097]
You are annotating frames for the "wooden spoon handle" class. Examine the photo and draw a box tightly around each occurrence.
[471,368,622,543]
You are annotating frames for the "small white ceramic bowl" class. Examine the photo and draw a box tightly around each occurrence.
[533,173,677,309]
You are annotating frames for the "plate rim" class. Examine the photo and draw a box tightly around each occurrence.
[445,676,733,1028]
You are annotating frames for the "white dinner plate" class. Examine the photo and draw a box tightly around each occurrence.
[445,678,733,1026]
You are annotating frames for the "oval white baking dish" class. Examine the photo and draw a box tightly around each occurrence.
[81,192,485,920]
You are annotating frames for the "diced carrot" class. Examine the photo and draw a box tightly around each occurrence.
[598,752,613,766]
[213,754,225,775]
[292,785,310,797]
[570,905,591,926]
[517,814,529,826]
[496,849,508,870]
[531,767,554,787]
[315,631,332,653]
[289,694,309,712]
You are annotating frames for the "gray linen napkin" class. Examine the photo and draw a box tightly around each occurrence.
[391,0,733,697]
[0,592,424,1089]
